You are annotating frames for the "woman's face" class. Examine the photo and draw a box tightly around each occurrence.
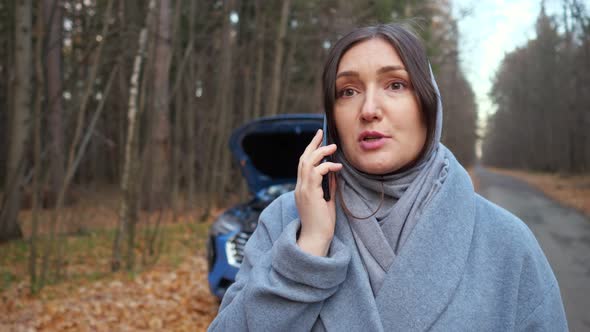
[334,38,427,174]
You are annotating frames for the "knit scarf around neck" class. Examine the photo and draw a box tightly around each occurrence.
[334,69,449,296]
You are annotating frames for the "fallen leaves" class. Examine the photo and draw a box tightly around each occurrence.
[487,168,590,217]
[0,185,245,332]
[0,256,219,331]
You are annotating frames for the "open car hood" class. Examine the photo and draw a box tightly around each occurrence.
[229,114,323,195]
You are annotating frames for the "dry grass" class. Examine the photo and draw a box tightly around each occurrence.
[0,255,219,331]
[15,186,231,238]
[1,224,220,331]
[0,186,240,331]
[487,168,590,217]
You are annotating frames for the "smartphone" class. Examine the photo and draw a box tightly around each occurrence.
[321,115,331,201]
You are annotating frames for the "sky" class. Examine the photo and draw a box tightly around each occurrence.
[451,0,563,129]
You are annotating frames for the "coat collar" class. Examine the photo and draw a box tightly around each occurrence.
[320,153,476,331]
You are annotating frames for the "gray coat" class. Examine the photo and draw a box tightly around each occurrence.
[208,154,567,331]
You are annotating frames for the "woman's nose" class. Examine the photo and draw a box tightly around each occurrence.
[360,89,382,121]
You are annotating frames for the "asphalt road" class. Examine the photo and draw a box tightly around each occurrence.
[475,166,590,332]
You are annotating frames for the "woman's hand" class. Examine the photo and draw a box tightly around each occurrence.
[295,129,342,256]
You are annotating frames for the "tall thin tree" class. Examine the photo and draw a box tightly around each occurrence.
[0,0,31,242]
[43,0,64,196]
[112,0,156,272]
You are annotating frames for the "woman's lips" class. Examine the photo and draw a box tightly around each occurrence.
[358,131,391,150]
[359,138,388,150]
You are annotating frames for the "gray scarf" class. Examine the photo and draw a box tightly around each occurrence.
[335,70,449,296]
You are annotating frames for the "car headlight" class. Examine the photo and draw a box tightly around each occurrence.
[226,231,251,268]
[256,183,296,202]
[210,213,241,237]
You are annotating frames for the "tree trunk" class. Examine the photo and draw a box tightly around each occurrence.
[252,0,265,119]
[185,1,198,210]
[171,0,184,218]
[207,0,235,206]
[30,0,45,293]
[116,0,128,183]
[216,1,239,202]
[279,35,296,114]
[241,59,253,122]
[43,0,64,195]
[112,0,154,272]
[0,0,31,242]
[40,0,115,287]
[266,0,291,116]
[146,0,173,210]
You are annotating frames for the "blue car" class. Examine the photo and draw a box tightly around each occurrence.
[207,114,323,299]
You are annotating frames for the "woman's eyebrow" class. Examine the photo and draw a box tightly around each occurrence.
[336,65,406,80]
[336,71,358,79]
[377,65,406,74]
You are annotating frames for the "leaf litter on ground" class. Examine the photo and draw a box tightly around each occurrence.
[0,186,236,331]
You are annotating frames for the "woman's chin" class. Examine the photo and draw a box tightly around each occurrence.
[352,159,402,175]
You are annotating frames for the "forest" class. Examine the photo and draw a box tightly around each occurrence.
[0,0,587,309]
[483,2,590,173]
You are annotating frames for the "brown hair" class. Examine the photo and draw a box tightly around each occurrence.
[322,23,438,171]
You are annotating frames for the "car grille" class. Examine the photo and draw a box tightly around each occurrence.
[227,231,252,266]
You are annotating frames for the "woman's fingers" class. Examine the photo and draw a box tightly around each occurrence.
[302,129,324,157]
[299,130,338,170]
[299,145,337,174]
[298,130,322,179]
[295,129,339,255]
[315,162,342,176]
[309,143,338,165]
[297,129,340,193]
[299,130,319,177]
[301,143,338,169]
[299,151,341,184]
[298,162,341,192]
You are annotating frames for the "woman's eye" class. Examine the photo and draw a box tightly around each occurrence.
[338,88,357,98]
[388,82,406,91]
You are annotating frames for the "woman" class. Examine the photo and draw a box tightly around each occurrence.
[208,24,567,331]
